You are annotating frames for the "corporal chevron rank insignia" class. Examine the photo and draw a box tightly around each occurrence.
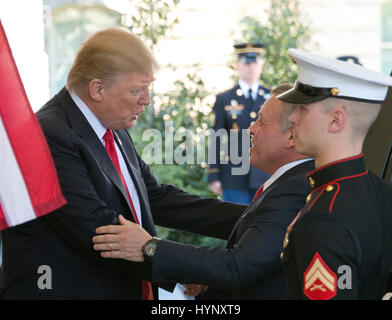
[303,252,337,300]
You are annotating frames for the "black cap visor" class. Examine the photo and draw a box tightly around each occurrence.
[277,88,328,104]
[239,52,260,64]
[277,82,334,104]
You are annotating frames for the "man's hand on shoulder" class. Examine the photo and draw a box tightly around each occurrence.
[93,215,152,262]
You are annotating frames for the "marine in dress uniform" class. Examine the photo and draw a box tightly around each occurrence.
[278,49,392,300]
[207,43,270,204]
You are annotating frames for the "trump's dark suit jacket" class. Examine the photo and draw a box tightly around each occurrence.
[0,88,245,300]
[152,160,314,299]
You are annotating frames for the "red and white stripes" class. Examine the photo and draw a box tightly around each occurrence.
[0,20,66,230]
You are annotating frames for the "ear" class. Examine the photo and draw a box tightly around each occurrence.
[328,107,346,133]
[88,79,104,102]
[285,128,295,149]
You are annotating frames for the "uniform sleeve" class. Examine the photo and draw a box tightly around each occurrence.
[293,214,361,300]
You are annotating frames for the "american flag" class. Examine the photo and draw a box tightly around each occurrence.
[0,20,66,230]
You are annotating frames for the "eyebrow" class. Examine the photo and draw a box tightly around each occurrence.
[132,85,149,91]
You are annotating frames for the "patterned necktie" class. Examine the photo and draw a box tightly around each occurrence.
[103,129,154,300]
[252,184,264,202]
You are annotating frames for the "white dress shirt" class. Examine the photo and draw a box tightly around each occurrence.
[70,92,142,224]
[262,158,313,192]
[238,79,259,100]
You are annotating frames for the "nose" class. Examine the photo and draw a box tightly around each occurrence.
[140,88,151,107]
[248,122,255,136]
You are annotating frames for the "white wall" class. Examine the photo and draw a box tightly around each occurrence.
[300,0,382,71]
[0,0,49,111]
[151,0,384,94]
[154,0,270,94]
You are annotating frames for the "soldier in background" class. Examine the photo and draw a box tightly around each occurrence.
[207,43,270,204]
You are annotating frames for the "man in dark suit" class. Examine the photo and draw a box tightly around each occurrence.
[0,28,245,300]
[208,43,270,204]
[278,49,392,299]
[93,84,314,299]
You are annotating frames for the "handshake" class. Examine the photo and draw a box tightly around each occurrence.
[182,284,208,297]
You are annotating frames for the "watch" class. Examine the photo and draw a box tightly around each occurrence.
[142,237,161,262]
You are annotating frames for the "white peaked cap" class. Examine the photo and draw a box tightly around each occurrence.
[277,48,392,104]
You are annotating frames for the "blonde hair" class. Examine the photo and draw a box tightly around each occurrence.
[66,27,159,92]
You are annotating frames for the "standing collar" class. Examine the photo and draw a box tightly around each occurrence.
[306,154,367,190]
[69,92,107,142]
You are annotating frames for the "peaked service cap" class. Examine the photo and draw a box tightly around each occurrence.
[277,48,392,104]
[234,43,266,64]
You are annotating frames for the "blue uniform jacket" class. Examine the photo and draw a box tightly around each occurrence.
[207,83,270,190]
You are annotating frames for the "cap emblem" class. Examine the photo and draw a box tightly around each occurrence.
[330,88,339,96]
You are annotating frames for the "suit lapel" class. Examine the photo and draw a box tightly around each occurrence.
[57,89,142,223]
[226,160,314,247]
[226,184,274,247]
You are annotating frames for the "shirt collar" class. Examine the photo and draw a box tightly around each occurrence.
[70,92,107,142]
[238,80,259,99]
[263,158,313,191]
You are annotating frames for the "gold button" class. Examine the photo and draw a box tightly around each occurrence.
[283,236,289,249]
[331,88,339,96]
[283,228,291,249]
[306,194,312,203]
[231,99,238,106]
[280,252,284,259]
[236,89,243,96]
[326,185,334,192]
[250,111,257,119]
[232,114,238,120]
[308,177,315,187]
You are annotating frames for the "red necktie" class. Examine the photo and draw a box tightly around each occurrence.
[252,184,264,202]
[103,129,154,300]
